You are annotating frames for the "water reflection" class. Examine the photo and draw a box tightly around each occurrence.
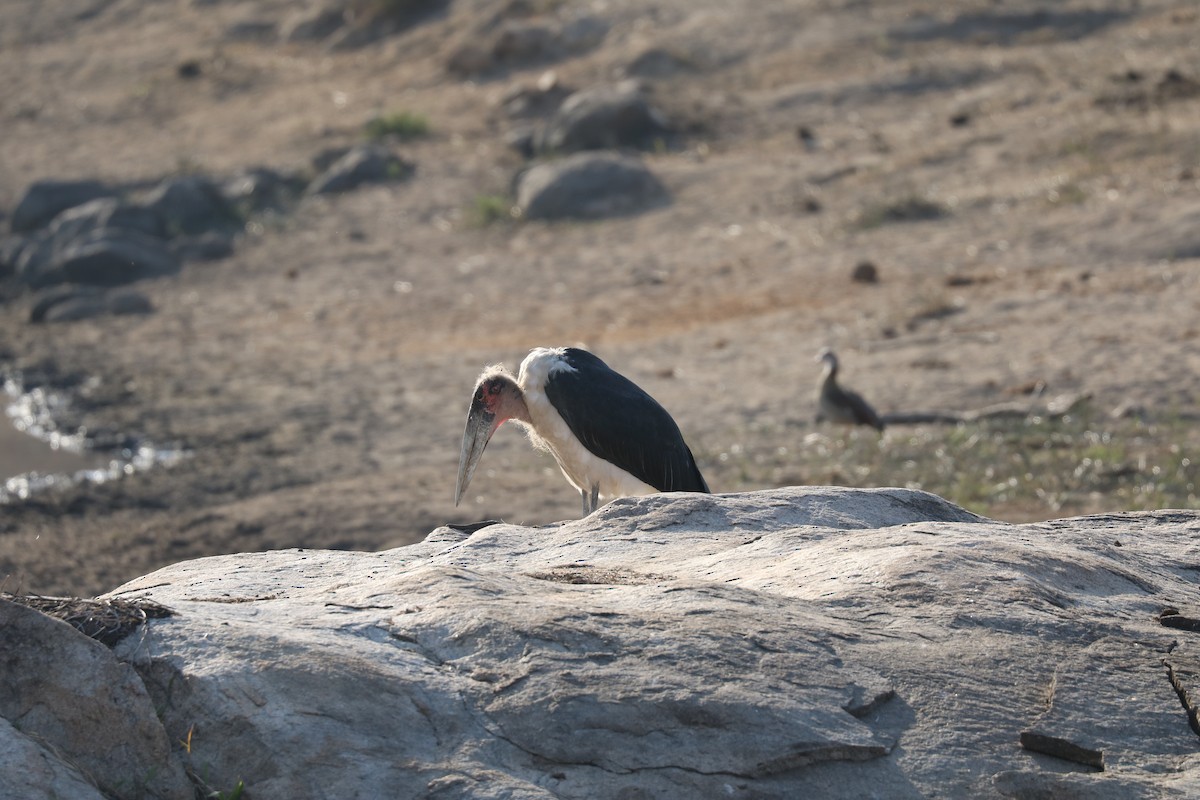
[2,375,188,503]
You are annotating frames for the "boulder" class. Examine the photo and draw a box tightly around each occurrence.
[144,175,241,236]
[221,166,305,214]
[10,179,115,233]
[68,487,1200,800]
[516,151,669,220]
[498,75,573,120]
[491,19,558,64]
[622,47,694,79]
[21,229,179,288]
[444,14,606,77]
[279,5,345,43]
[223,19,278,43]
[50,195,168,240]
[0,717,108,800]
[558,14,610,52]
[0,236,23,278]
[535,81,670,155]
[14,197,178,288]
[0,599,193,800]
[308,144,415,194]
[30,286,154,323]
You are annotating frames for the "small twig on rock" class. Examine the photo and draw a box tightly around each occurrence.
[1163,659,1200,738]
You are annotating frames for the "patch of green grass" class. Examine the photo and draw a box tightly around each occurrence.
[467,194,515,227]
[364,110,430,141]
[1045,181,1088,206]
[701,406,1199,522]
[208,781,245,800]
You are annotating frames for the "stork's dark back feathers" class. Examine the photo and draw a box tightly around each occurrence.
[544,348,710,494]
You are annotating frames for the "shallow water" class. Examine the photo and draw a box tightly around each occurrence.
[0,418,107,481]
[2,375,188,502]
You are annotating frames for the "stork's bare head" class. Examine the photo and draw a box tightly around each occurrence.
[816,347,838,370]
[454,368,529,506]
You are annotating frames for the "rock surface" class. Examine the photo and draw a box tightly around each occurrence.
[0,599,193,800]
[50,487,1195,800]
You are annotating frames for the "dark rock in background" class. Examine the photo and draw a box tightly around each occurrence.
[144,176,241,237]
[516,151,669,220]
[535,81,670,155]
[50,231,180,288]
[30,286,154,324]
[9,180,116,233]
[308,145,415,194]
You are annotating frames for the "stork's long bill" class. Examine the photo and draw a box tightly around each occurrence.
[453,404,494,507]
[453,371,528,506]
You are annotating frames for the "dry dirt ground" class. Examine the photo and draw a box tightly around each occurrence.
[2,0,1199,596]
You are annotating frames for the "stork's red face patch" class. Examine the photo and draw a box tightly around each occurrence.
[475,381,499,410]
[474,377,506,413]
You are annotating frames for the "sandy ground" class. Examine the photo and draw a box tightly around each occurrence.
[2,0,1199,596]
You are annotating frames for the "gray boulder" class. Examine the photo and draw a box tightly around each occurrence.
[491,19,559,64]
[222,166,305,214]
[516,151,669,220]
[499,79,573,121]
[559,14,610,52]
[21,228,179,288]
[0,599,193,800]
[223,19,278,43]
[14,197,179,288]
[0,717,109,800]
[279,5,345,43]
[445,13,607,77]
[74,486,1200,800]
[622,47,695,79]
[50,195,168,240]
[0,236,23,278]
[10,179,115,233]
[144,175,241,236]
[308,144,415,194]
[535,81,670,155]
[30,285,153,323]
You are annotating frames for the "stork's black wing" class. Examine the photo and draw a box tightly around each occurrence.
[544,349,709,493]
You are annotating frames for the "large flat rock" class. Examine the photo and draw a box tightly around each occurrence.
[103,487,1200,799]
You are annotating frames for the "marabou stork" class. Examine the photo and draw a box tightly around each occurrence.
[454,347,709,516]
[815,348,885,432]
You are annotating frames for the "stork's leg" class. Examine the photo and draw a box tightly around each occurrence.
[580,484,600,516]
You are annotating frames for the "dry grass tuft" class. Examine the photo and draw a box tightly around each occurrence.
[1,593,173,647]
